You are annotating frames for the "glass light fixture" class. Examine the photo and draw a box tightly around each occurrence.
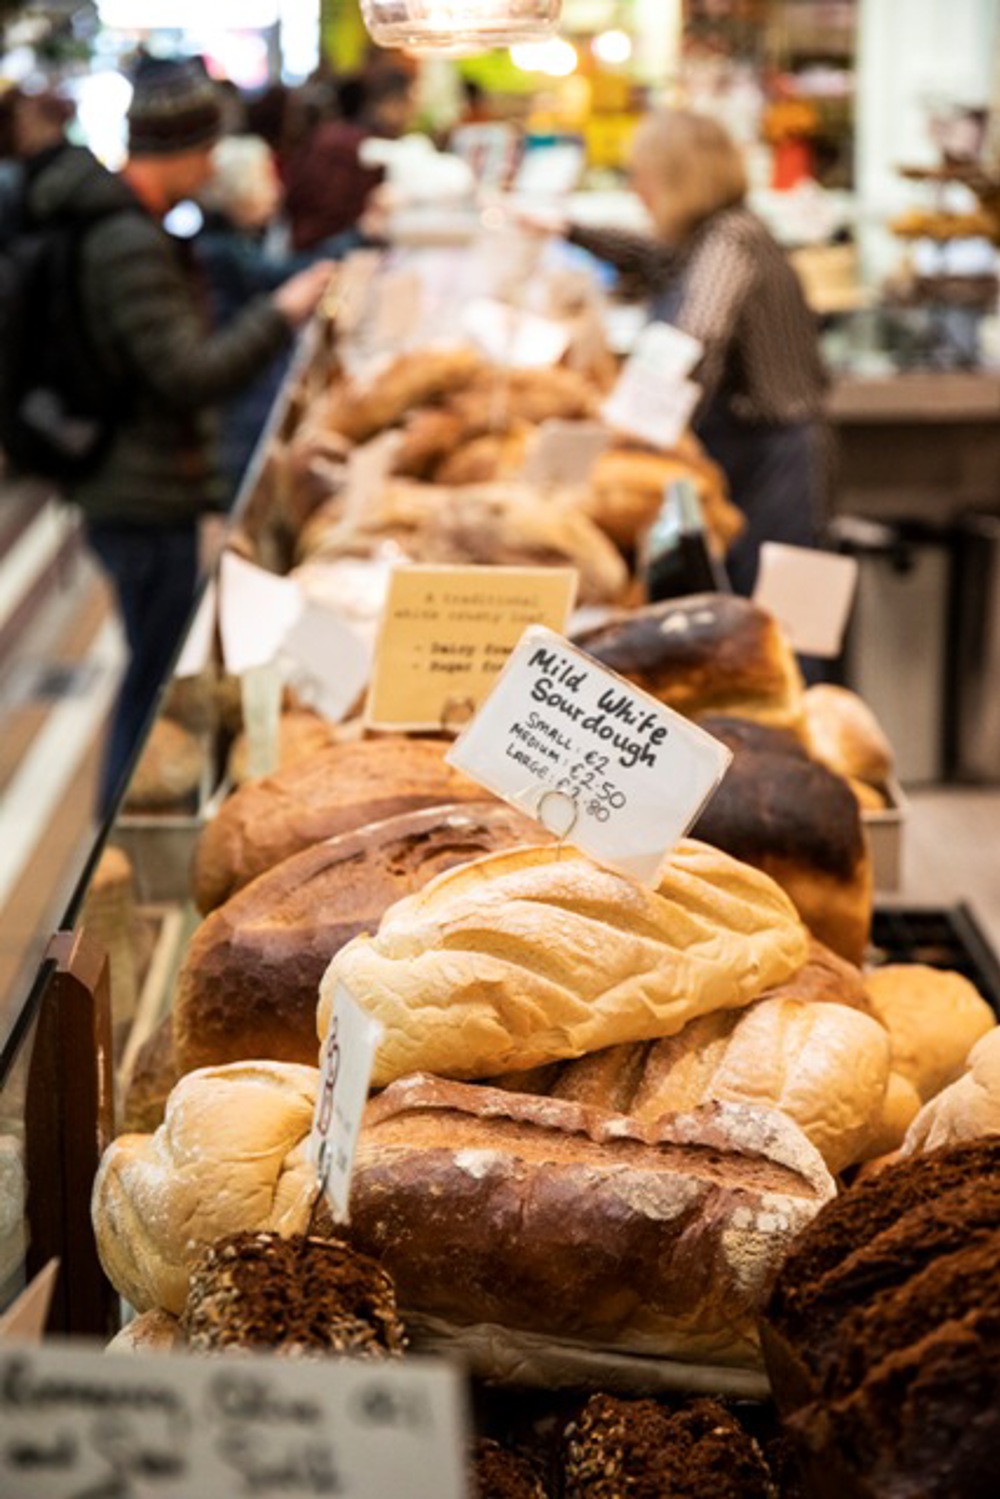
[360,0,563,53]
[591,27,632,65]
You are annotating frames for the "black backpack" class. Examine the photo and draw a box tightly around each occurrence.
[0,183,124,484]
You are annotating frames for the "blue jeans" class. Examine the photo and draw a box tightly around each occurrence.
[87,521,198,820]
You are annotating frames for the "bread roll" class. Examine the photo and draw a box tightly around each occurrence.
[320,840,809,1088]
[393,408,467,479]
[574,595,805,733]
[804,684,894,786]
[864,965,996,1102]
[325,348,484,443]
[691,734,873,965]
[583,445,744,555]
[902,1029,1000,1154]
[174,803,542,1075]
[452,365,599,428]
[349,1076,835,1368]
[192,736,485,913]
[628,997,891,1173]
[92,1062,319,1316]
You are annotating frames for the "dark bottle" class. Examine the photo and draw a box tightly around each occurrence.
[643,477,730,602]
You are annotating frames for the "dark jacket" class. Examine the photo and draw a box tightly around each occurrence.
[570,207,828,427]
[26,145,292,525]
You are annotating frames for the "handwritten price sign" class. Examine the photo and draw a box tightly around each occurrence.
[309,983,383,1223]
[447,626,732,884]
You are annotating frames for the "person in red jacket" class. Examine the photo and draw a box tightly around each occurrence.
[283,69,415,252]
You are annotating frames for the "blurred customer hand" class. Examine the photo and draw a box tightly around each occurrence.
[274,260,336,327]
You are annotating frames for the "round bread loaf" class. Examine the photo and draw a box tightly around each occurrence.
[804,684,894,786]
[191,736,486,913]
[320,840,810,1088]
[574,595,806,732]
[863,965,995,1103]
[175,802,543,1076]
[691,736,873,965]
[902,1028,1000,1155]
[93,1061,320,1315]
[124,717,203,810]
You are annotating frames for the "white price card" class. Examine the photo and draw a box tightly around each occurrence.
[173,580,216,679]
[240,661,284,782]
[463,298,570,368]
[602,321,704,450]
[310,982,384,1224]
[753,543,860,658]
[522,419,610,489]
[219,550,303,675]
[281,600,371,725]
[447,626,732,885]
[0,1340,468,1499]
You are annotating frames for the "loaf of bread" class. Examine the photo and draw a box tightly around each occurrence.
[902,1028,1000,1155]
[574,595,806,733]
[864,965,995,1102]
[122,1016,179,1134]
[691,723,873,966]
[92,1062,320,1315]
[804,684,895,787]
[583,444,745,555]
[349,1075,835,1368]
[298,479,628,608]
[452,365,599,428]
[627,998,891,1173]
[191,736,485,912]
[325,348,484,443]
[175,803,542,1075]
[320,841,809,1088]
[433,426,532,486]
[227,709,338,788]
[107,1310,184,1355]
[124,717,204,810]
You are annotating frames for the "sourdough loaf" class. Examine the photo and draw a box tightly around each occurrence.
[863,964,995,1103]
[349,1075,835,1367]
[174,803,541,1075]
[691,724,873,965]
[574,595,806,733]
[191,736,485,912]
[320,840,810,1087]
[902,1028,1000,1154]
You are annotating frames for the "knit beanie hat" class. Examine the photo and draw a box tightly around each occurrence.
[127,54,222,157]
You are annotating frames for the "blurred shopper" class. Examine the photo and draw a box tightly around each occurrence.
[22,56,331,816]
[550,109,829,597]
[283,68,415,251]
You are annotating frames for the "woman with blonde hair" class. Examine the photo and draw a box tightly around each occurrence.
[554,108,829,598]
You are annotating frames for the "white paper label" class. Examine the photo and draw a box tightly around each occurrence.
[310,983,384,1224]
[173,580,216,680]
[753,543,860,658]
[463,298,570,368]
[240,662,284,782]
[281,601,371,724]
[219,551,303,675]
[601,321,704,450]
[447,626,732,885]
[522,420,611,489]
[0,1341,468,1499]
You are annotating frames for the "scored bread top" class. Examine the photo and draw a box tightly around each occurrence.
[321,839,809,1088]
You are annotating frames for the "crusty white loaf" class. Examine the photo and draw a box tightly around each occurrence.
[902,1028,1000,1155]
[320,841,810,1088]
[628,997,892,1174]
[350,1076,835,1369]
[92,1062,319,1316]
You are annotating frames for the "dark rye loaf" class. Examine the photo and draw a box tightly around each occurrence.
[175,803,539,1075]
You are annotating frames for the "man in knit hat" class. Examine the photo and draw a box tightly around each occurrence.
[24,56,331,816]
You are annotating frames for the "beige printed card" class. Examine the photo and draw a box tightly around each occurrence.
[366,566,578,732]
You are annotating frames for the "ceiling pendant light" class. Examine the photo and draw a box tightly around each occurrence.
[360,0,563,54]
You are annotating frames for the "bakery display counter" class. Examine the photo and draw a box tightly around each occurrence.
[3,244,1000,1497]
